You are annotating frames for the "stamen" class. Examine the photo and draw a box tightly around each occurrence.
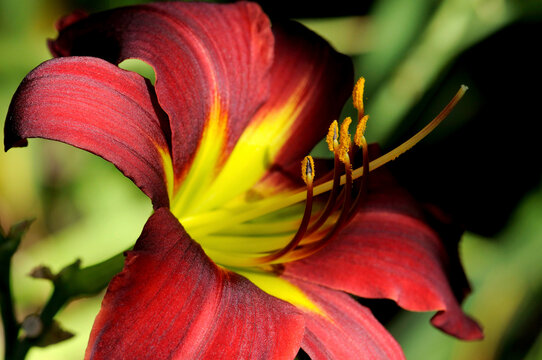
[307,145,341,234]
[255,156,315,264]
[326,120,339,152]
[347,110,371,218]
[354,115,369,146]
[305,116,351,236]
[348,134,369,219]
[338,117,352,164]
[353,77,365,118]
[301,155,315,185]
[279,119,357,263]
[285,156,354,262]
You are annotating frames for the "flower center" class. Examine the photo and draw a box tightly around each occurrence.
[173,79,468,270]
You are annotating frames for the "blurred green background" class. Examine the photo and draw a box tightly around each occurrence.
[1,0,541,359]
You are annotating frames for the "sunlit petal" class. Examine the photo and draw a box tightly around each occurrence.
[87,208,305,359]
[4,57,172,208]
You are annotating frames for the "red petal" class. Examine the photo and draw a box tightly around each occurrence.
[283,165,483,340]
[49,2,274,184]
[4,57,171,208]
[187,20,354,212]
[87,208,305,359]
[253,20,353,192]
[288,279,404,360]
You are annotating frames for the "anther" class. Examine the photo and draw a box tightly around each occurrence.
[301,155,315,185]
[326,120,339,152]
[353,77,365,118]
[338,117,352,164]
[354,115,369,147]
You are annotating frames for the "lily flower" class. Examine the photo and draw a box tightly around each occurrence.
[4,2,482,359]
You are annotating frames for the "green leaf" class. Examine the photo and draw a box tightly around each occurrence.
[0,219,33,259]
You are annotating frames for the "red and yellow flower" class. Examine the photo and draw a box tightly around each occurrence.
[4,2,482,359]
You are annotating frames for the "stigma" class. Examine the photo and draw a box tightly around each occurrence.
[189,78,469,269]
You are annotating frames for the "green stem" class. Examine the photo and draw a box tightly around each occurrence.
[10,251,126,360]
[1,221,33,360]
[1,257,19,359]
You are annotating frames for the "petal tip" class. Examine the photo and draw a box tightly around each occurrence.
[4,112,28,151]
[431,310,484,340]
[55,9,89,31]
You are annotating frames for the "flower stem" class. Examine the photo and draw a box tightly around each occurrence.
[4,243,126,360]
[1,220,33,360]
[0,254,20,359]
